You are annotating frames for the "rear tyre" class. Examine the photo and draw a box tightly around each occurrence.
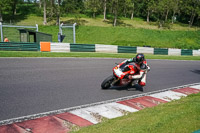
[101,75,115,89]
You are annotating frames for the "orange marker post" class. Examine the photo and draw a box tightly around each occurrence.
[40,42,51,52]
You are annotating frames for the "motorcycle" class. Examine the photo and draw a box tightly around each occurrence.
[101,61,149,90]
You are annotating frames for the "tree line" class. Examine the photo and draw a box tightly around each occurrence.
[0,0,200,27]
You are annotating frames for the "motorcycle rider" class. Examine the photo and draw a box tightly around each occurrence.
[123,53,150,87]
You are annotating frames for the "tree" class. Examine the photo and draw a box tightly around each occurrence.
[50,0,55,18]
[61,0,84,14]
[43,0,47,25]
[56,0,61,25]
[111,0,119,26]
[171,0,180,24]
[130,0,135,20]
[153,0,172,27]
[188,0,200,27]
[132,0,144,18]
[180,0,200,27]
[103,0,107,20]
[0,0,13,22]
[85,0,101,18]
[0,1,3,22]
[39,0,42,8]
[11,0,18,17]
[163,0,170,21]
[143,0,157,23]
[123,0,134,18]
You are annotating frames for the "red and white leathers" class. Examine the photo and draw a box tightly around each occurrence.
[123,58,150,86]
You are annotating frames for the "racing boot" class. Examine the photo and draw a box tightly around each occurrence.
[127,80,138,91]
[131,80,139,86]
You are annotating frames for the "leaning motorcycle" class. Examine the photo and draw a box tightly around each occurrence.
[101,61,149,90]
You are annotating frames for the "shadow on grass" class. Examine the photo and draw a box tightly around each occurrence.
[103,18,133,27]
[61,19,88,26]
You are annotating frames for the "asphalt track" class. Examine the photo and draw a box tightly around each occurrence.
[0,58,200,121]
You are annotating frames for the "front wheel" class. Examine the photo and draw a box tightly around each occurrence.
[101,75,115,89]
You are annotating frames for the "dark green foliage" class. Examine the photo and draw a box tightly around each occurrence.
[1,0,200,27]
[1,0,200,50]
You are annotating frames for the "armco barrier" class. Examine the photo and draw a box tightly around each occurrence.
[181,49,193,56]
[95,44,118,53]
[168,48,181,56]
[44,43,200,56]
[0,42,39,51]
[137,47,154,54]
[118,46,137,53]
[70,44,95,52]
[1,42,199,56]
[154,48,168,55]
[193,50,200,56]
[51,43,70,52]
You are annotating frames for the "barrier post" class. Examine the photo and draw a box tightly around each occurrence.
[0,22,3,42]
[73,23,76,44]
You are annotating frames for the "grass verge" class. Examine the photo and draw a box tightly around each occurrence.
[0,51,200,61]
[71,93,200,133]
[76,26,200,49]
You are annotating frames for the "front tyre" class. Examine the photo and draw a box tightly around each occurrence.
[101,75,115,89]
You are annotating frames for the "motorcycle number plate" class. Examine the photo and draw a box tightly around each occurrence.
[114,68,123,77]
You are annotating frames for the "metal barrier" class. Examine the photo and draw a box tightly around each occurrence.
[59,23,76,43]
[0,42,39,51]
[118,46,137,53]
[70,43,95,52]
[0,22,38,42]
[49,43,200,56]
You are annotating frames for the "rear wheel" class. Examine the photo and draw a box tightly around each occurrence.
[101,75,115,89]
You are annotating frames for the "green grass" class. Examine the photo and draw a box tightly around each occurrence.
[1,15,200,49]
[76,26,200,49]
[71,93,200,133]
[0,51,200,61]
[36,25,200,49]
